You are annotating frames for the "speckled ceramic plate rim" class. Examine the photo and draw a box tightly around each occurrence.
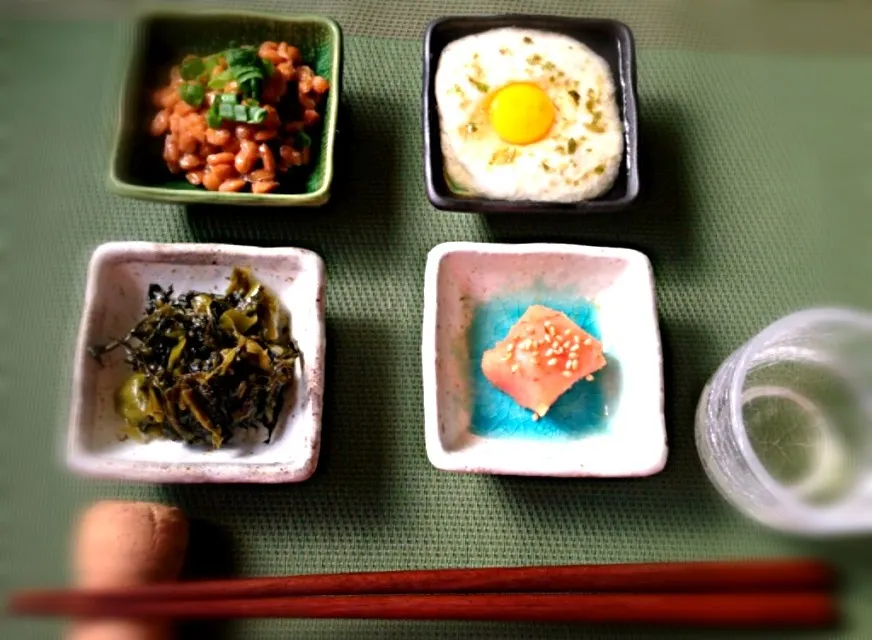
[107,8,341,207]
[422,241,666,477]
[66,242,327,483]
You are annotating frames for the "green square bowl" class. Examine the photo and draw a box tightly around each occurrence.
[110,10,341,206]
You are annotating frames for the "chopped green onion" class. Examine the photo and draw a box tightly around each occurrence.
[208,69,234,90]
[218,92,238,105]
[230,59,266,100]
[235,76,263,94]
[240,78,261,100]
[234,70,263,86]
[297,131,312,148]
[218,102,235,120]
[247,106,267,124]
[203,54,221,75]
[225,46,258,67]
[206,99,265,126]
[234,69,264,92]
[180,56,205,81]
[178,82,205,107]
[206,104,222,129]
[233,64,262,79]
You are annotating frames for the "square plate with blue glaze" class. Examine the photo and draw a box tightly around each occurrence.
[422,242,666,477]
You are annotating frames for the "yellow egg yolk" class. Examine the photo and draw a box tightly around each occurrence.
[488,83,555,145]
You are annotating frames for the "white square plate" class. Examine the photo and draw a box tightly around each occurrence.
[422,242,666,477]
[67,242,326,483]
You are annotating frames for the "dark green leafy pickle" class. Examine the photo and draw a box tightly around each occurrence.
[90,268,300,449]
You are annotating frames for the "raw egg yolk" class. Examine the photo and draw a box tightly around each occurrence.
[488,83,554,145]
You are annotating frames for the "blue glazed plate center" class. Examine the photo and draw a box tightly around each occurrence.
[467,290,617,441]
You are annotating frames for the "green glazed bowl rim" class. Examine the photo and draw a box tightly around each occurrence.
[108,8,342,207]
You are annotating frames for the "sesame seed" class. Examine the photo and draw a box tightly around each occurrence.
[548,326,556,336]
[570,360,579,370]
[562,340,571,349]
[545,349,553,356]
[506,343,515,352]
[554,347,563,355]
[563,329,571,335]
[543,334,551,343]
[501,354,512,361]
[547,358,558,366]
[562,371,573,377]
[511,364,520,373]
[570,344,579,352]
[573,335,580,343]
[584,338,592,346]
[565,360,573,369]
[568,352,578,360]
[544,320,551,327]
[586,374,594,381]
[532,412,540,421]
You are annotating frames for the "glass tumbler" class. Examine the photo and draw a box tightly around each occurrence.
[696,308,872,534]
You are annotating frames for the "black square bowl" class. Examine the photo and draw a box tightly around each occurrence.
[422,15,639,214]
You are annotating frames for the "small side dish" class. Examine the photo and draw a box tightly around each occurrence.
[434,27,623,202]
[423,242,665,477]
[89,267,299,449]
[150,41,329,193]
[481,304,607,419]
[68,242,326,483]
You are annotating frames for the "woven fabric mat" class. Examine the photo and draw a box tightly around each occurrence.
[4,2,872,638]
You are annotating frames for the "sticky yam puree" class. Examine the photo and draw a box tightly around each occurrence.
[481,304,606,417]
[435,28,623,202]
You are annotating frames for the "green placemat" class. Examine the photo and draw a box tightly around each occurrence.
[4,2,872,638]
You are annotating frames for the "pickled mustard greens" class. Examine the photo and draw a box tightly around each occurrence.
[89,268,299,449]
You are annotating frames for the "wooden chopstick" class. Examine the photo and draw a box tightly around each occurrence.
[8,560,835,604]
[8,593,837,627]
